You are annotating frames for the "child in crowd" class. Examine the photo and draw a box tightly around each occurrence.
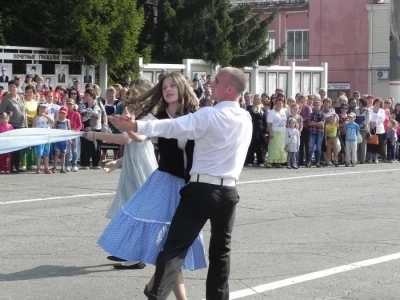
[386,119,398,163]
[307,100,325,168]
[288,103,303,132]
[285,118,300,169]
[324,114,339,167]
[53,106,71,173]
[32,102,54,174]
[0,112,14,173]
[344,112,360,167]
[65,98,82,172]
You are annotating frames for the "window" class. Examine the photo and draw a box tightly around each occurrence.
[258,72,266,94]
[303,73,311,95]
[295,73,301,93]
[286,30,309,60]
[278,73,288,96]
[312,73,321,94]
[268,73,277,95]
[244,72,251,92]
[267,31,275,54]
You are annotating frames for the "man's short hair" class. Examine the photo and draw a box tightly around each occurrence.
[223,67,247,95]
[31,66,36,71]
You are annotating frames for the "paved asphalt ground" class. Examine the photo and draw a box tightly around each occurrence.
[1,163,400,300]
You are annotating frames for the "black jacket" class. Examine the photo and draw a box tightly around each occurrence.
[247,106,267,140]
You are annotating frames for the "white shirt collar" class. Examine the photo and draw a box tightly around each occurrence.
[214,101,239,108]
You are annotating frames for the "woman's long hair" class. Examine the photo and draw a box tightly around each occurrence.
[124,72,198,119]
[123,78,154,117]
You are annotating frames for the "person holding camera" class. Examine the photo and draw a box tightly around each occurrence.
[79,89,102,169]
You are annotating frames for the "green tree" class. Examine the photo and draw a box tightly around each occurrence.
[149,0,233,66]
[228,5,285,68]
[146,1,283,67]
[1,0,145,82]
[0,13,5,45]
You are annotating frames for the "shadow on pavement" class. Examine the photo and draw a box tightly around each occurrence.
[0,264,118,282]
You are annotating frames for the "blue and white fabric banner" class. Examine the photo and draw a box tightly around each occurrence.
[0,128,85,154]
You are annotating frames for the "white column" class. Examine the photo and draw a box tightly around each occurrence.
[251,67,259,94]
[288,61,296,97]
[99,59,108,97]
[138,57,143,77]
[321,62,328,89]
[183,59,191,79]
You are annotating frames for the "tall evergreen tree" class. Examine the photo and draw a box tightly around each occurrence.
[228,5,285,68]
[146,0,283,67]
[149,0,233,65]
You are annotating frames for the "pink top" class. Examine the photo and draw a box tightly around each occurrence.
[0,123,14,133]
[383,108,391,132]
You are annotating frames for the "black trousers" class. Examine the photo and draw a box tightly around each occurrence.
[148,182,239,300]
[299,128,310,165]
[11,127,24,170]
[80,135,101,167]
[245,137,264,165]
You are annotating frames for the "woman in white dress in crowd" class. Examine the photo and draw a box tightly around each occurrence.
[85,78,158,268]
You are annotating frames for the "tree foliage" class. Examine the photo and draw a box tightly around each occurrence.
[146,0,283,67]
[0,0,284,80]
[149,0,233,65]
[228,5,285,68]
[1,0,144,82]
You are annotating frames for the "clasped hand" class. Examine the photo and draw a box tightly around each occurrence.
[108,107,136,132]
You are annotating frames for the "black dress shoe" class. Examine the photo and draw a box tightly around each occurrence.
[107,255,126,262]
[113,262,146,270]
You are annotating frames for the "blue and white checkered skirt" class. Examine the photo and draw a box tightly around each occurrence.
[98,170,207,270]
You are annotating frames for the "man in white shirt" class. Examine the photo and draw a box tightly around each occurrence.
[109,67,252,300]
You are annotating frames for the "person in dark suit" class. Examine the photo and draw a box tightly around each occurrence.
[58,67,66,83]
[83,67,92,83]
[0,66,9,83]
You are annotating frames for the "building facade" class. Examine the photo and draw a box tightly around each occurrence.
[242,0,371,98]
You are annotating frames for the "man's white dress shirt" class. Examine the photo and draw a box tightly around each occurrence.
[137,101,252,180]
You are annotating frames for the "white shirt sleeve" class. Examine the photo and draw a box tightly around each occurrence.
[267,110,275,124]
[137,109,209,140]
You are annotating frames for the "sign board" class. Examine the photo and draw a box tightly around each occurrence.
[0,53,82,62]
[328,83,350,90]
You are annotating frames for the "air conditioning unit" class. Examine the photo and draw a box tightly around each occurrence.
[376,70,389,80]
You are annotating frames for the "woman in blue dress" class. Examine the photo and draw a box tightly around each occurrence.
[98,72,206,299]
